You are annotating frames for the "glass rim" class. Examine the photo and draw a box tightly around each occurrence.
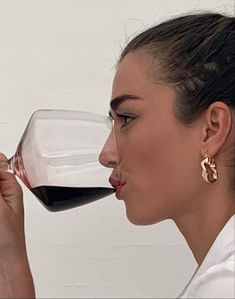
[29,109,113,129]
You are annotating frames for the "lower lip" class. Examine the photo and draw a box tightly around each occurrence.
[115,184,125,199]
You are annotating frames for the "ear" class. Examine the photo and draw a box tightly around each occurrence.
[200,102,233,157]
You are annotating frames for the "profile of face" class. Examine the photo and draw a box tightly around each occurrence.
[99,52,205,226]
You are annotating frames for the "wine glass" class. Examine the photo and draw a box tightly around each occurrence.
[0,110,115,212]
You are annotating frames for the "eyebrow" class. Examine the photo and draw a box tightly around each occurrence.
[110,94,142,111]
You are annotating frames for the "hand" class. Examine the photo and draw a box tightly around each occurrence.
[0,153,35,298]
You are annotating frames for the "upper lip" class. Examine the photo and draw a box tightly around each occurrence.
[109,177,126,189]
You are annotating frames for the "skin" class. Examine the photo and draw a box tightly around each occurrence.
[0,153,35,298]
[99,52,235,265]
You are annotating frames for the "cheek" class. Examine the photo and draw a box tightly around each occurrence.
[120,124,175,180]
[119,128,170,216]
[119,126,199,224]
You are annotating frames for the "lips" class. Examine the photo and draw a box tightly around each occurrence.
[109,177,126,199]
[109,177,122,189]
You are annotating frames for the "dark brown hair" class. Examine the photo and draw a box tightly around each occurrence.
[119,12,235,125]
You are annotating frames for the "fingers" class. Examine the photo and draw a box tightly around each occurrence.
[0,153,18,189]
[0,153,9,177]
[0,153,23,213]
[0,153,7,161]
[0,153,16,184]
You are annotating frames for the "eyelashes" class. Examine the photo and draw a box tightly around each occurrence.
[108,111,136,129]
[115,113,135,128]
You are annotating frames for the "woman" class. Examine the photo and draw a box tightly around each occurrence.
[100,12,235,298]
[0,12,234,298]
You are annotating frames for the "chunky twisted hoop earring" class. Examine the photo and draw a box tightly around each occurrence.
[201,154,218,184]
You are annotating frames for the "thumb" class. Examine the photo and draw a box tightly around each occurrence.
[0,153,23,215]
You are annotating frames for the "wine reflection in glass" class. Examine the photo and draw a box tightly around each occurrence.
[0,110,115,212]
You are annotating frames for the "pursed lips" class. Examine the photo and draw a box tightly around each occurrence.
[109,177,126,199]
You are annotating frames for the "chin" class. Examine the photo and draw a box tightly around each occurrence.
[126,209,162,226]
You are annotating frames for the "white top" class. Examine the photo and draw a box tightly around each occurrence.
[178,214,235,298]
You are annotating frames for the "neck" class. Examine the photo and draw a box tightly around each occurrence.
[173,188,235,265]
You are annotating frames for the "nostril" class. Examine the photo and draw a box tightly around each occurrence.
[107,161,116,168]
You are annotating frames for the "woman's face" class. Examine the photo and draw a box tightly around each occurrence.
[100,52,202,225]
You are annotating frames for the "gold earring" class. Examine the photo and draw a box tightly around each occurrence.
[201,154,218,184]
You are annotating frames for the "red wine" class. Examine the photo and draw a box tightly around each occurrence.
[31,186,115,212]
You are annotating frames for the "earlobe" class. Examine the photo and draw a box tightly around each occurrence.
[200,102,233,157]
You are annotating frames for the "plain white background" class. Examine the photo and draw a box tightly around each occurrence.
[0,0,234,297]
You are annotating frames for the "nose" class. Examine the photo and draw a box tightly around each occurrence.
[99,130,118,168]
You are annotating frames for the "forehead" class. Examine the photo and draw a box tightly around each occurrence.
[112,53,155,95]
[111,53,176,111]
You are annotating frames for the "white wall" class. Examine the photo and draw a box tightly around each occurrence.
[0,0,234,298]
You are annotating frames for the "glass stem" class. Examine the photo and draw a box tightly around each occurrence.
[8,156,15,174]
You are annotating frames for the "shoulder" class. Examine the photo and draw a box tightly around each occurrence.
[187,253,234,298]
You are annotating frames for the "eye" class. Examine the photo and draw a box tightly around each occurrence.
[116,113,135,128]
